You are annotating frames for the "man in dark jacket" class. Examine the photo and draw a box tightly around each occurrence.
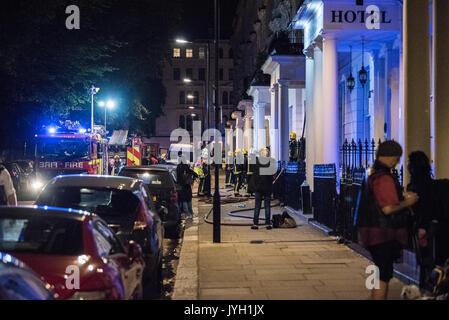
[176,153,197,218]
[252,148,275,230]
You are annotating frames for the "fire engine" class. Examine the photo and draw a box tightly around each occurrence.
[34,120,109,184]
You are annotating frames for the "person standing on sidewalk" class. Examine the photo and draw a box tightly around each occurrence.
[176,153,197,219]
[252,147,275,230]
[356,140,418,300]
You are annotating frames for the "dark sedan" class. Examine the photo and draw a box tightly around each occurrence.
[35,175,164,298]
[119,166,181,238]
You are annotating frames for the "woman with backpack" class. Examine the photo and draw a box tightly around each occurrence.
[357,140,419,300]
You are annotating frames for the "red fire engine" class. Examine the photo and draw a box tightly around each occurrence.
[34,121,108,183]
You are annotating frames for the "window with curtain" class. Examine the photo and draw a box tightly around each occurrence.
[186,68,193,80]
[193,91,199,105]
[199,47,205,59]
[179,115,185,129]
[179,91,185,104]
[199,68,205,81]
[222,92,228,105]
[173,68,180,81]
[186,115,193,131]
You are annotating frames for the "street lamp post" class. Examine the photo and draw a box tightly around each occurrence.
[213,0,221,243]
[99,100,115,175]
[90,86,100,133]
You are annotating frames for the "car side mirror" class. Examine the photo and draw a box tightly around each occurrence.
[127,240,142,260]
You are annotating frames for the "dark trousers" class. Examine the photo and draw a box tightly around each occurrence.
[254,192,271,225]
[234,173,243,195]
[225,169,232,186]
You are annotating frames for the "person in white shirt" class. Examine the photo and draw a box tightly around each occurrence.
[0,164,17,205]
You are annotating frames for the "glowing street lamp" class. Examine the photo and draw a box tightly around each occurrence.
[175,39,191,44]
[90,86,100,133]
[184,78,192,83]
[98,100,116,133]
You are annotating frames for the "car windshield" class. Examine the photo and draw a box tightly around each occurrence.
[0,217,83,255]
[119,169,175,188]
[36,187,140,223]
[36,138,89,160]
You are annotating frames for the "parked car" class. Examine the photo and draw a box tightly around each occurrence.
[119,166,181,238]
[35,175,164,297]
[0,206,145,300]
[0,250,55,300]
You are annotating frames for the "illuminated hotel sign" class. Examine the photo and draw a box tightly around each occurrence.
[324,3,401,31]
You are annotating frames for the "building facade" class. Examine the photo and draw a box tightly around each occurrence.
[232,0,449,191]
[150,40,234,150]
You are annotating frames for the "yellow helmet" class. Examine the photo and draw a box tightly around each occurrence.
[227,151,233,156]
[114,155,120,159]
[235,149,241,155]
[242,149,248,155]
[290,132,297,140]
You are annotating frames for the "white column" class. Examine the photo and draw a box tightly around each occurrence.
[243,111,253,151]
[305,49,316,190]
[234,113,244,150]
[313,40,323,164]
[433,0,449,179]
[256,103,267,150]
[270,83,279,160]
[278,79,290,162]
[321,36,339,168]
[374,52,386,142]
[404,0,431,184]
[252,103,259,151]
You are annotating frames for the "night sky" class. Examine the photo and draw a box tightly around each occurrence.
[175,0,239,40]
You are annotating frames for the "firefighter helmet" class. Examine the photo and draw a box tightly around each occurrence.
[235,149,241,155]
[114,155,120,160]
[227,151,233,156]
[290,132,297,140]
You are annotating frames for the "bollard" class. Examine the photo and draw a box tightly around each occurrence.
[301,180,312,214]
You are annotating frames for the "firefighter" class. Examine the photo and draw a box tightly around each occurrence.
[246,150,256,197]
[289,132,299,162]
[233,149,244,196]
[112,155,122,175]
[241,149,249,196]
[225,151,234,187]
[194,157,206,196]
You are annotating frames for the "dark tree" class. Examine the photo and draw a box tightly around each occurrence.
[0,0,182,157]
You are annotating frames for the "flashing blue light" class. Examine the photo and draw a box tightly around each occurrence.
[48,127,56,134]
[79,128,87,134]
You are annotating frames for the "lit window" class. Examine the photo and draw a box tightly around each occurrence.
[186,49,193,58]
[199,47,205,59]
[173,48,181,58]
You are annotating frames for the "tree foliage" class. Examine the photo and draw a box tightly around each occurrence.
[0,0,182,155]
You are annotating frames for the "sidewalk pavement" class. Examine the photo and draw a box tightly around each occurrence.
[172,188,405,300]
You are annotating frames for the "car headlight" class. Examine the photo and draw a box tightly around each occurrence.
[31,180,44,190]
[69,291,107,300]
